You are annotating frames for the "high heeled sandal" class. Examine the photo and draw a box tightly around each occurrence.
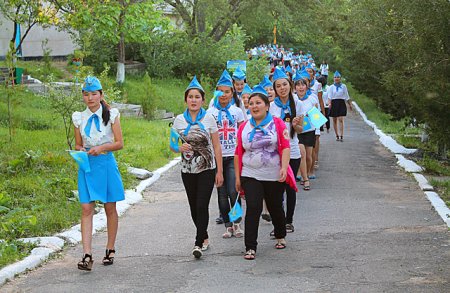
[102,249,115,266]
[78,253,93,271]
[303,179,311,191]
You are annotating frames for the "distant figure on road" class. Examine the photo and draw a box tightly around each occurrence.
[72,76,125,271]
[171,76,223,259]
[328,71,353,141]
[235,85,296,260]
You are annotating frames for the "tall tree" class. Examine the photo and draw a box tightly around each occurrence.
[0,0,60,65]
[53,0,168,83]
[163,0,247,41]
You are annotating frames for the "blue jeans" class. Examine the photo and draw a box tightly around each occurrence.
[217,156,240,227]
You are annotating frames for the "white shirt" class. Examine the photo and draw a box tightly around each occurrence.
[328,84,350,100]
[297,93,318,133]
[322,85,330,107]
[320,64,329,75]
[207,105,244,157]
[269,99,302,159]
[72,107,120,149]
[173,112,218,174]
[310,79,322,96]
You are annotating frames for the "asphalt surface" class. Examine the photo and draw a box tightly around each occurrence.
[2,111,449,293]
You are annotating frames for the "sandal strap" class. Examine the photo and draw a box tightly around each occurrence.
[79,253,92,266]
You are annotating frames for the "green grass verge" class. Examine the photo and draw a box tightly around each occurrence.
[0,240,36,269]
[429,179,450,207]
[0,84,177,268]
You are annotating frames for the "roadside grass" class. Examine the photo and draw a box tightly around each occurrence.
[0,83,177,269]
[429,179,450,207]
[347,83,450,208]
[0,240,36,269]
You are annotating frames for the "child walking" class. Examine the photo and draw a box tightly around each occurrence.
[72,76,125,271]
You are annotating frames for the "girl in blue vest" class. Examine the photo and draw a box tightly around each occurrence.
[72,76,125,271]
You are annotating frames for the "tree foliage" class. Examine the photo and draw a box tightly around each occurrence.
[315,0,449,154]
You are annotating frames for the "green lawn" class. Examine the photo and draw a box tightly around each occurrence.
[0,80,177,269]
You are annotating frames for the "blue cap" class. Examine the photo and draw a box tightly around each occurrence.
[185,75,205,94]
[334,71,341,77]
[293,70,311,82]
[242,84,252,95]
[251,84,268,96]
[260,75,273,89]
[232,67,246,81]
[82,76,102,92]
[285,65,292,73]
[272,67,289,83]
[305,64,315,71]
[216,70,233,87]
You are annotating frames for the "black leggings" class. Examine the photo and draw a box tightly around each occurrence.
[285,158,300,224]
[181,169,215,247]
[241,177,286,251]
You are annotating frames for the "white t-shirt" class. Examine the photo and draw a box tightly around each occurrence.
[327,84,350,100]
[269,99,302,159]
[241,121,281,181]
[72,107,120,149]
[207,105,244,157]
[310,79,322,96]
[297,93,318,133]
[172,112,218,174]
[320,64,329,75]
[322,85,330,108]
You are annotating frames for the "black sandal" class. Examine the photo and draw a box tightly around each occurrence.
[102,249,115,266]
[78,253,93,271]
[303,180,310,191]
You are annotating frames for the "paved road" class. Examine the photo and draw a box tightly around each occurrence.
[2,111,449,292]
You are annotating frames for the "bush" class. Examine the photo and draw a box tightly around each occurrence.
[141,25,248,80]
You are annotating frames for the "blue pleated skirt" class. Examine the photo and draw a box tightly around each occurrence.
[77,152,125,204]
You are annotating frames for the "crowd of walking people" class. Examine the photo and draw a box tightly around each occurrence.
[71,44,353,271]
[171,45,353,260]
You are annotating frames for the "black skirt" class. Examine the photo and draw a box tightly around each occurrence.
[298,131,316,147]
[329,99,347,117]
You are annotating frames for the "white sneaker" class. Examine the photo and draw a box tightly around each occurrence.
[222,227,233,238]
[192,246,202,259]
[233,223,244,238]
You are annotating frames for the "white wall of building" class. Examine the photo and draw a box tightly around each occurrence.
[0,14,78,58]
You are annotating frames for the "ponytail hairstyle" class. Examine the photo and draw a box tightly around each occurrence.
[232,90,241,107]
[273,78,296,139]
[99,91,110,126]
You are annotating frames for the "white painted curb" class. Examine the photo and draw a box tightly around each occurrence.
[395,154,424,173]
[0,157,181,285]
[353,101,449,228]
[352,102,417,154]
[424,192,450,227]
[412,173,434,191]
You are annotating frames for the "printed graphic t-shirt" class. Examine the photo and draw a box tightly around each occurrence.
[207,105,244,157]
[172,113,218,174]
